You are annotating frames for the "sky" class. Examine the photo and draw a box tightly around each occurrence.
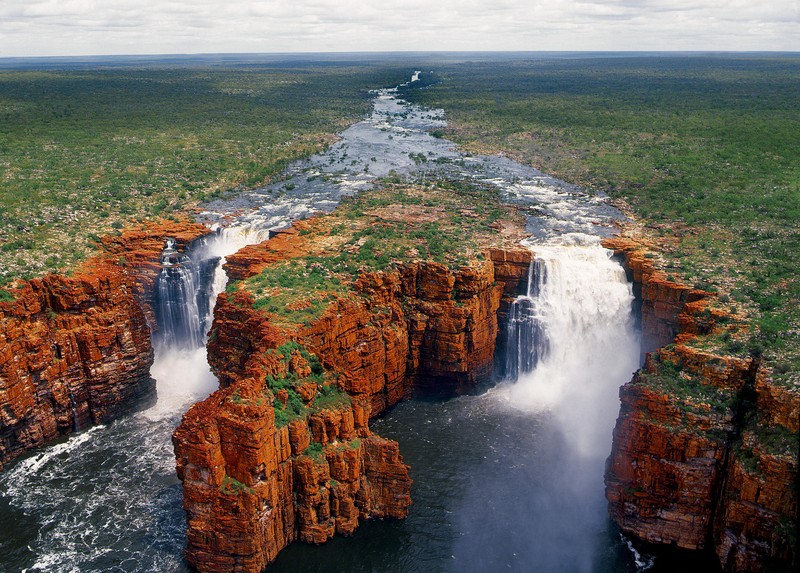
[0,0,798,58]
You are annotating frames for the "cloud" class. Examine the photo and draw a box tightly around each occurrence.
[0,0,797,57]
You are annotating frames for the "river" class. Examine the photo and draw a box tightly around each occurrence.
[0,72,651,573]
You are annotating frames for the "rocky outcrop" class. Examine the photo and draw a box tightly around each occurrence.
[218,225,532,416]
[716,431,797,572]
[0,220,208,469]
[303,258,505,414]
[604,237,798,573]
[604,237,712,356]
[175,294,411,573]
[175,217,531,572]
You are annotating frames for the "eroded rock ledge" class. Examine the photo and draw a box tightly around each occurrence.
[173,185,531,573]
[604,236,798,573]
[0,221,207,469]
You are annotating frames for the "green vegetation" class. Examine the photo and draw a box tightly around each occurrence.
[753,424,799,458]
[735,443,761,476]
[404,56,800,385]
[228,388,267,407]
[303,441,325,460]
[240,182,521,327]
[220,475,254,496]
[273,388,307,428]
[634,351,735,417]
[311,384,351,413]
[264,342,350,426]
[0,64,409,284]
[248,260,351,326]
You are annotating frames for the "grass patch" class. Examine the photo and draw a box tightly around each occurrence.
[311,384,352,413]
[634,351,735,416]
[753,425,799,458]
[303,441,325,460]
[272,388,308,428]
[240,182,522,327]
[220,475,254,496]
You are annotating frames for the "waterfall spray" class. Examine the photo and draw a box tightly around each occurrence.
[503,238,639,453]
[490,236,640,571]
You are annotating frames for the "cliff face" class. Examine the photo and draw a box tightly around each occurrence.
[216,224,531,417]
[604,237,798,573]
[0,221,208,469]
[175,292,412,573]
[175,218,531,573]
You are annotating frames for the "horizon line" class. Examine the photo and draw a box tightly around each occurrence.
[2,49,799,61]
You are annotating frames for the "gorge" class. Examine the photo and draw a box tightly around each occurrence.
[0,72,795,573]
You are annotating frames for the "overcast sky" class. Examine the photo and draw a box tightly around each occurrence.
[1,0,797,57]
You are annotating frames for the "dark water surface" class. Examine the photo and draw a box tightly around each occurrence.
[270,395,640,573]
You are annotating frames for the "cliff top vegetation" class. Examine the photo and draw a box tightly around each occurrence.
[238,180,526,328]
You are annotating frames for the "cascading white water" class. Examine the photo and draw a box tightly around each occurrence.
[490,234,641,571]
[156,239,204,350]
[148,225,273,416]
[502,235,639,454]
[504,258,549,380]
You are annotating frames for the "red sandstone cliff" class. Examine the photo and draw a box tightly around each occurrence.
[174,293,412,573]
[604,237,798,573]
[0,221,208,469]
[174,221,531,573]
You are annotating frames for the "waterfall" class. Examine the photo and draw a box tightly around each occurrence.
[154,225,273,352]
[504,258,549,379]
[155,239,204,350]
[503,239,639,453]
[493,237,640,571]
[149,225,273,413]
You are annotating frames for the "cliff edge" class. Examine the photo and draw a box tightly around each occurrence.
[0,221,207,469]
[604,237,798,573]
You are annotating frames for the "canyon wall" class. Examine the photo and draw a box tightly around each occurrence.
[174,224,531,573]
[604,237,798,573]
[0,221,207,469]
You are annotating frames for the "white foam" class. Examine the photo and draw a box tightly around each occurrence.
[5,425,106,487]
[494,243,639,458]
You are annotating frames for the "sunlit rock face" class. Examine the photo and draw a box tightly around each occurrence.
[604,237,798,573]
[0,221,207,469]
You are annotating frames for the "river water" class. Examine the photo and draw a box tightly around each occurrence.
[0,73,650,573]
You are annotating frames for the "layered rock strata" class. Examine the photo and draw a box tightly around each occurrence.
[174,329,412,572]
[604,237,798,573]
[175,210,531,572]
[0,221,208,469]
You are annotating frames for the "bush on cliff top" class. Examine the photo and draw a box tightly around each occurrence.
[239,182,522,328]
[0,64,411,285]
